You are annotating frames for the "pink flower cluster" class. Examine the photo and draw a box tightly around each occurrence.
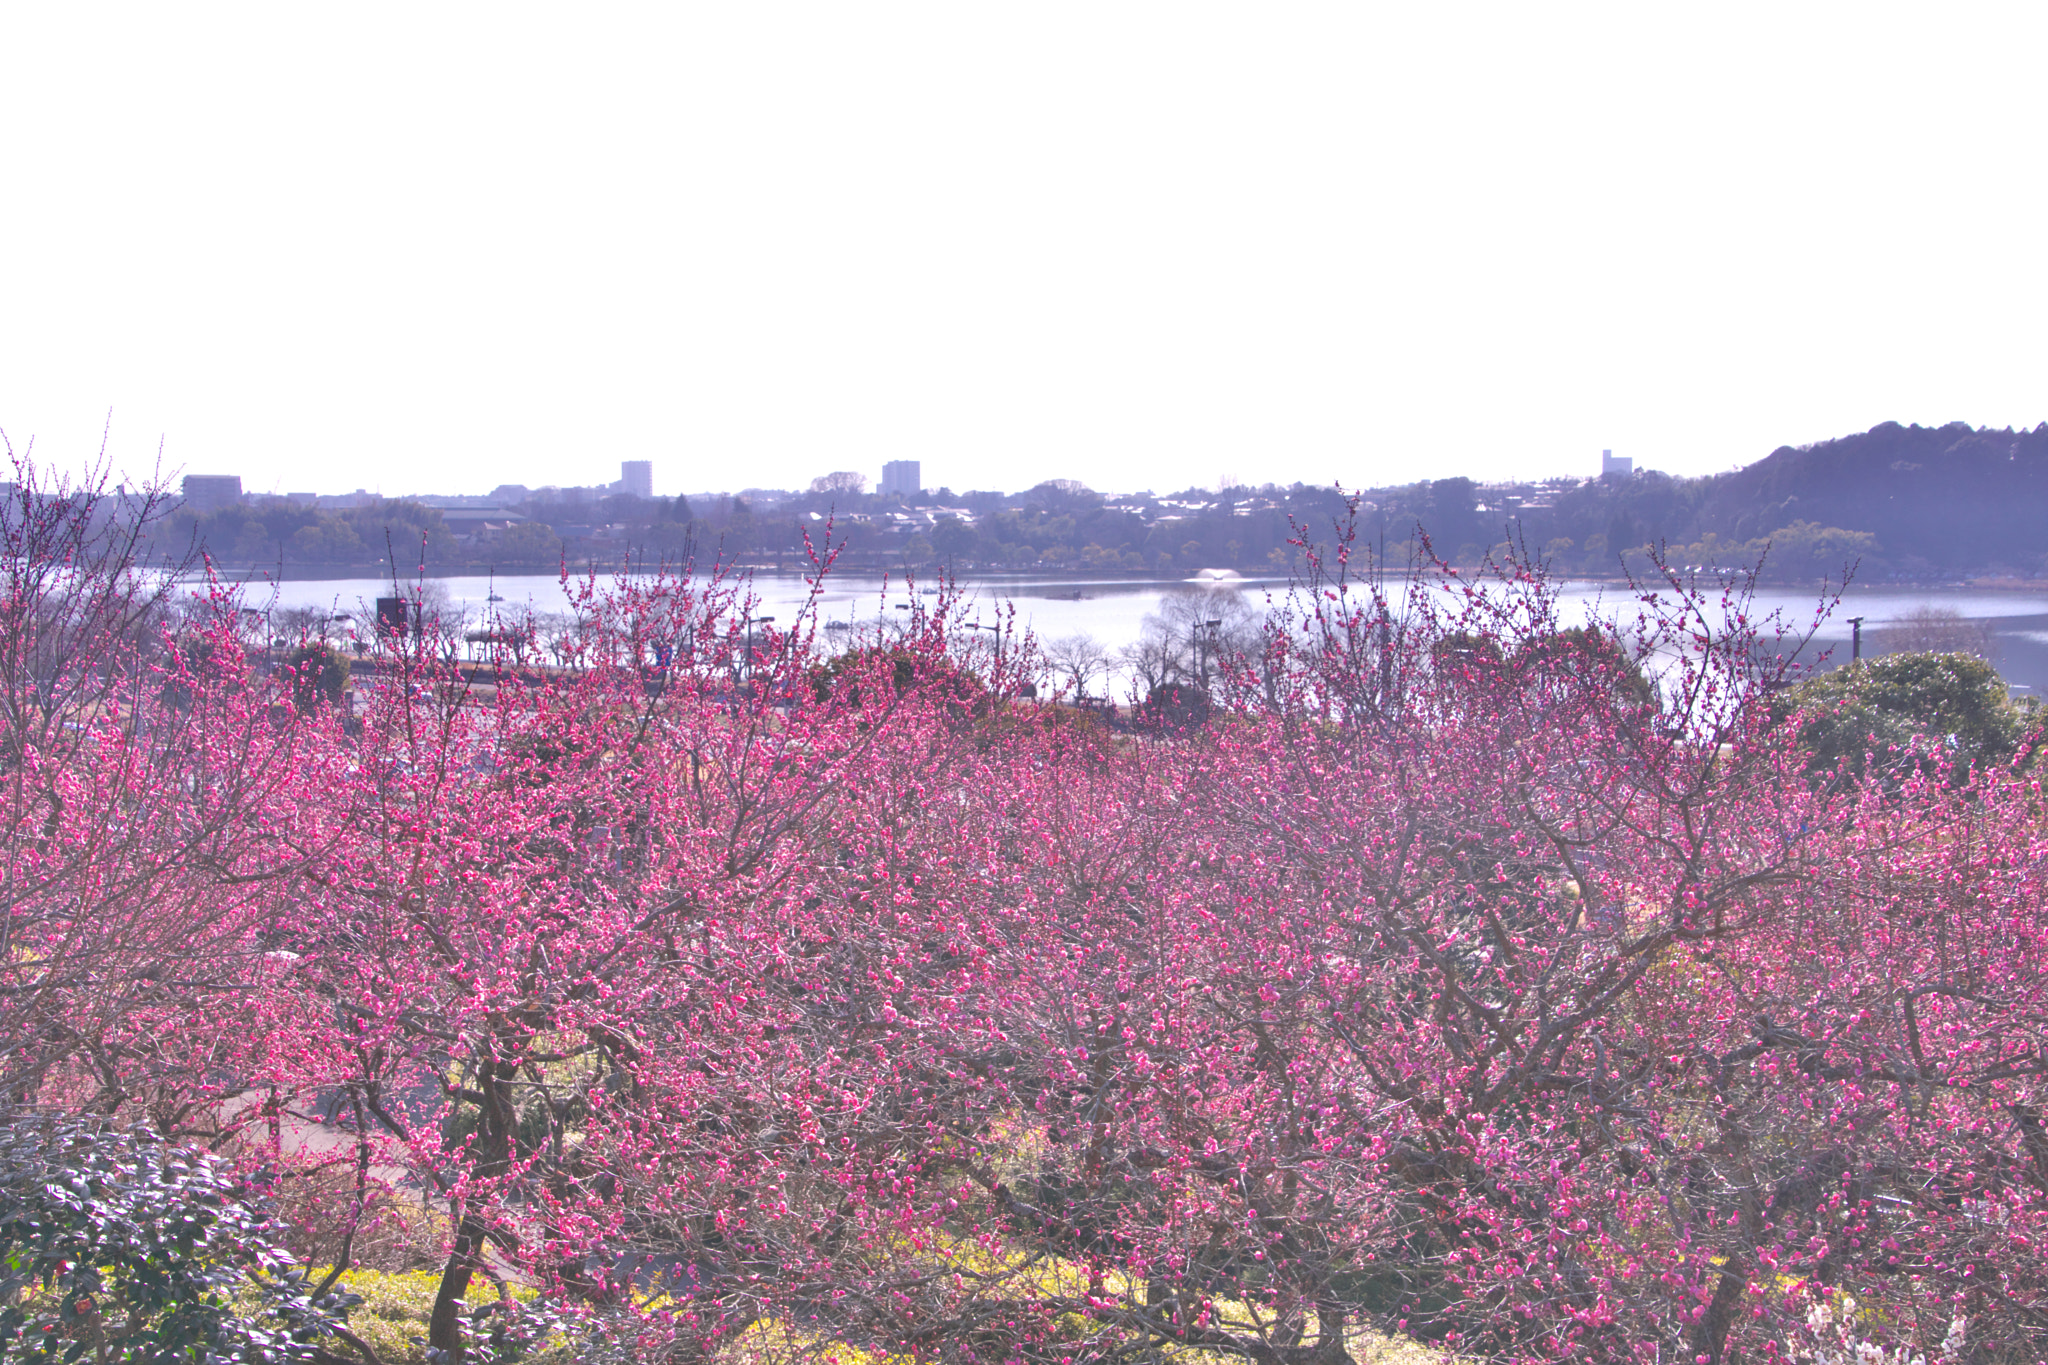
[0,472,2039,1364]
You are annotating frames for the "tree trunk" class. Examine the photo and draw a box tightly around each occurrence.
[1689,1259,1747,1364]
[428,1062,517,1363]
[1311,1303,1354,1365]
[427,1219,485,1362]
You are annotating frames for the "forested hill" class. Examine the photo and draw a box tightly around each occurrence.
[1693,421,2048,571]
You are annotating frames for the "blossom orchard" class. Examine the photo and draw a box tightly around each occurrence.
[1,470,2042,1364]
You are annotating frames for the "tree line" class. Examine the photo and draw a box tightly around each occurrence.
[163,420,2048,583]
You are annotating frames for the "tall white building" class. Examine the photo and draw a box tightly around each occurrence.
[619,460,654,498]
[880,460,921,499]
[1600,449,1633,478]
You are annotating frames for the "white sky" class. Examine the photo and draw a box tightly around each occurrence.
[2,5,2043,499]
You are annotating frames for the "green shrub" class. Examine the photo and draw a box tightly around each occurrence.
[0,1113,355,1361]
[1775,651,2038,782]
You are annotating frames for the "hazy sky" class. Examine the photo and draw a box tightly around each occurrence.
[3,6,2043,499]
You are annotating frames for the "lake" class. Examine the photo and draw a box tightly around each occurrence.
[229,570,2048,697]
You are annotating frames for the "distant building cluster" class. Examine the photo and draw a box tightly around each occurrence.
[176,449,1642,539]
[181,462,661,515]
[159,447,1668,574]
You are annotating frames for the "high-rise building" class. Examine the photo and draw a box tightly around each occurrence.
[181,475,243,513]
[1600,449,1633,478]
[880,460,921,499]
[619,460,654,498]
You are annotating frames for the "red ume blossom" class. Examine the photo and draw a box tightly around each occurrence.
[0,472,2038,1364]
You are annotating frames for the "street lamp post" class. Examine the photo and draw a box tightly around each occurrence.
[1847,616,1865,663]
[963,619,1006,685]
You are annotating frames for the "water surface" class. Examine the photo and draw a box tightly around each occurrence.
[225,571,2048,696]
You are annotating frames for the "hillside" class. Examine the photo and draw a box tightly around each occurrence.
[1451,420,2048,580]
[1693,420,2048,573]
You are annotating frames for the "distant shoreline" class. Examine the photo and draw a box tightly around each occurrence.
[173,562,2048,596]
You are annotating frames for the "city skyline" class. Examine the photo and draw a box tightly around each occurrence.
[176,443,1665,506]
